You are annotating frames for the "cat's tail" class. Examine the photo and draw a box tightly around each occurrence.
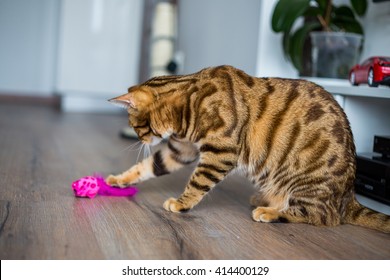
[342,199,390,233]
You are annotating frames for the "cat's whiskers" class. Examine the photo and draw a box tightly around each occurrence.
[143,144,152,159]
[120,141,142,153]
[136,143,146,163]
[136,142,153,162]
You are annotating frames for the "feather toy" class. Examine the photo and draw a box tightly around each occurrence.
[72,175,138,198]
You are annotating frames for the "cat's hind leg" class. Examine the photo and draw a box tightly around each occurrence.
[250,192,293,223]
[252,195,340,226]
[252,206,307,223]
[250,190,301,223]
[249,192,269,207]
[252,206,288,223]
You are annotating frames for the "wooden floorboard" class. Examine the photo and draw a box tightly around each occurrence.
[0,103,389,259]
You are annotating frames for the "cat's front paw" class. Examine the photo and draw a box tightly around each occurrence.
[106,175,128,188]
[163,197,190,213]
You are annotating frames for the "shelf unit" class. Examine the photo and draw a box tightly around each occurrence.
[306,77,390,99]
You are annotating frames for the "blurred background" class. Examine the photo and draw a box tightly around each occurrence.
[0,0,389,112]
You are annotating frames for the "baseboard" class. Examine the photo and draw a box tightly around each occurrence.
[0,93,61,108]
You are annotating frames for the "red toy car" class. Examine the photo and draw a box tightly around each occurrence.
[349,56,390,87]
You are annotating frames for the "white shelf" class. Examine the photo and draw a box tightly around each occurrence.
[305,77,390,99]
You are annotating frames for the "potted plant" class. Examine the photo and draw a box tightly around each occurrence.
[271,0,368,78]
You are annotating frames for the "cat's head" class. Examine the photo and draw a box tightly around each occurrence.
[109,86,171,145]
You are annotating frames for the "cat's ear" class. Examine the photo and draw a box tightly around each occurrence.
[108,92,134,109]
[108,93,134,109]
[109,87,154,110]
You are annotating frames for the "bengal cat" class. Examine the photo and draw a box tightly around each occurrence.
[107,65,390,233]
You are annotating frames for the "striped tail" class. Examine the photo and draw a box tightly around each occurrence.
[342,200,390,233]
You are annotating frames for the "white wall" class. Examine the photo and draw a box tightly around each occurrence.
[0,0,60,96]
[0,0,143,112]
[57,0,142,94]
[256,0,298,78]
[361,1,390,59]
[57,0,143,112]
[178,0,261,76]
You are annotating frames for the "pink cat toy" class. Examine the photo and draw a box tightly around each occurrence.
[72,174,138,198]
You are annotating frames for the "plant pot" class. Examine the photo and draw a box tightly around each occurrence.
[310,32,363,79]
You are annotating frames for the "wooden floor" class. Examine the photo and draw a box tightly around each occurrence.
[0,103,389,260]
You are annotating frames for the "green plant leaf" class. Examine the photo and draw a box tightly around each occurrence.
[271,0,311,32]
[289,22,322,72]
[332,17,364,35]
[315,0,327,12]
[350,0,367,16]
[282,31,292,61]
[303,6,322,17]
[334,5,356,19]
